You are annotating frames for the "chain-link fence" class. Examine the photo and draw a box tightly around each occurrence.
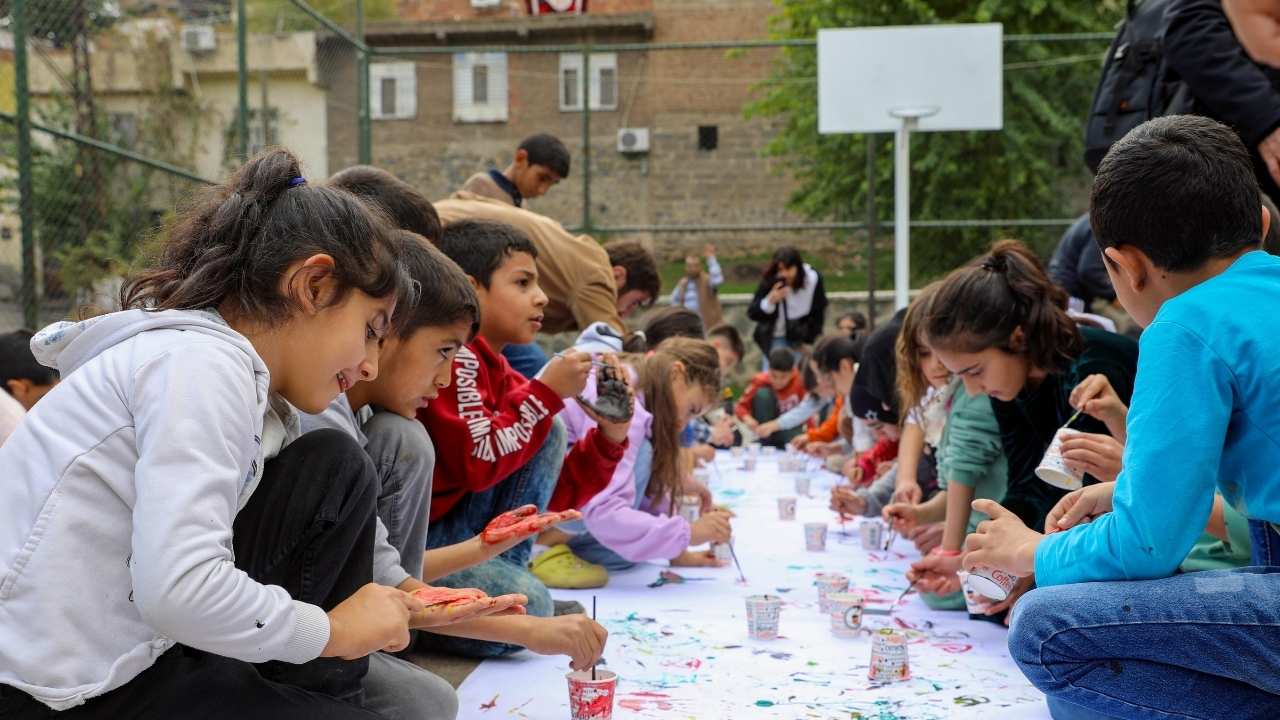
[1,0,1117,330]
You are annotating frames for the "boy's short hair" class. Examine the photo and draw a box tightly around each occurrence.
[389,230,480,339]
[604,240,660,303]
[1263,193,1280,257]
[519,134,571,179]
[0,330,57,393]
[1091,115,1262,272]
[642,306,705,349]
[707,323,745,363]
[328,165,442,242]
[437,219,538,289]
[767,347,796,372]
[838,311,868,331]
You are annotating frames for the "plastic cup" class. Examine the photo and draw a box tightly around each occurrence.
[858,520,884,551]
[804,522,828,551]
[814,572,849,613]
[1035,428,1084,490]
[967,566,1018,602]
[868,628,911,682]
[745,594,783,640]
[677,495,701,524]
[827,591,865,638]
[566,669,617,720]
[777,496,797,521]
[793,473,811,497]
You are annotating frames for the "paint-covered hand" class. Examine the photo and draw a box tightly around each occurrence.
[481,505,583,548]
[907,551,963,595]
[323,583,423,659]
[1045,482,1115,535]
[575,355,634,444]
[830,484,866,518]
[963,500,1041,578]
[1060,431,1123,483]
[1069,373,1129,441]
[408,587,529,630]
[521,614,609,671]
[981,574,1035,627]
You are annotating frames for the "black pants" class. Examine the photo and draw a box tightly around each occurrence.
[0,430,381,719]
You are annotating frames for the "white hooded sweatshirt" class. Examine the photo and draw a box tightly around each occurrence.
[0,309,329,710]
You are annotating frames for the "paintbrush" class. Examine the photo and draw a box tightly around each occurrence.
[591,595,598,680]
[1061,407,1083,430]
[727,541,747,583]
[891,579,919,611]
[554,350,609,368]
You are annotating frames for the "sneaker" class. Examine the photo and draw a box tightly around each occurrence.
[529,544,608,589]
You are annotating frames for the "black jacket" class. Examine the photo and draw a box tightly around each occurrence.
[1165,0,1280,199]
[1048,214,1115,307]
[746,271,828,358]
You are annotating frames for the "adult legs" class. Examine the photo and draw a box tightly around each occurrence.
[501,342,549,380]
[362,651,458,720]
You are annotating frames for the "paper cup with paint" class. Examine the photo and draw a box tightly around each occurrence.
[956,570,992,615]
[793,473,811,497]
[566,668,617,720]
[1035,428,1084,490]
[804,522,828,551]
[763,445,778,457]
[868,628,911,682]
[744,594,783,640]
[677,494,702,524]
[742,456,757,472]
[827,591,865,638]
[777,496,797,521]
[814,572,849,613]
[858,520,885,551]
[711,541,732,564]
[966,565,1018,602]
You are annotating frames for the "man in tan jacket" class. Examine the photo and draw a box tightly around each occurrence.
[460,134,570,208]
[435,191,660,377]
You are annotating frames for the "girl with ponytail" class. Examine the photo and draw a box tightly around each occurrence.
[923,240,1138,536]
[551,338,734,576]
[0,149,518,718]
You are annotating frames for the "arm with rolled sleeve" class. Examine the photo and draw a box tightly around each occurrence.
[1035,321,1231,586]
[129,343,329,664]
[706,256,724,289]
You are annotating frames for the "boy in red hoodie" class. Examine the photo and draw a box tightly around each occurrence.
[736,347,807,448]
[419,218,630,658]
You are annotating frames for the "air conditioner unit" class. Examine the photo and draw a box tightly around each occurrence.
[617,127,650,154]
[180,25,216,53]
[471,0,502,8]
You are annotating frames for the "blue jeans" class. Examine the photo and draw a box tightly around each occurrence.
[566,440,654,572]
[417,419,567,658]
[1009,561,1280,718]
[502,341,549,379]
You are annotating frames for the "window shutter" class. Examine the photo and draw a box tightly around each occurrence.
[454,52,507,122]
[371,63,416,120]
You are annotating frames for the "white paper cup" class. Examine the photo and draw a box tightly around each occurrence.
[745,595,783,640]
[868,628,910,682]
[731,446,744,459]
[566,669,617,720]
[804,522,828,552]
[966,566,1018,602]
[814,572,849,613]
[712,541,732,563]
[742,457,757,472]
[777,496,797,521]
[677,495,701,524]
[793,473,811,497]
[827,592,865,638]
[1035,428,1084,490]
[858,520,885,551]
[957,571,991,615]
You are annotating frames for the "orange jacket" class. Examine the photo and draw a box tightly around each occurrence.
[806,394,845,442]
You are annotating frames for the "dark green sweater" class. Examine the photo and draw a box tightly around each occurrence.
[991,326,1139,532]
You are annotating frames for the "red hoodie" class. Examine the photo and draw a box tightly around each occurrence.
[735,369,806,420]
[420,336,624,521]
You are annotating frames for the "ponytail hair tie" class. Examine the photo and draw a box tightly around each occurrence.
[288,176,307,188]
[981,254,1007,273]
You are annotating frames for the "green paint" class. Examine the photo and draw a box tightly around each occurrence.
[755,700,775,707]
[807,660,818,667]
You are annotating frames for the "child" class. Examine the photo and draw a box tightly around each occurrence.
[707,322,745,374]
[669,243,725,327]
[420,219,631,656]
[551,338,733,574]
[964,116,1280,718]
[0,329,58,446]
[836,311,868,337]
[300,230,607,691]
[924,239,1138,535]
[460,133,570,207]
[756,347,835,447]
[736,347,807,448]
[747,246,828,366]
[0,149,517,717]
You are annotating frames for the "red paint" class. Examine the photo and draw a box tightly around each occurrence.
[568,673,617,720]
[935,642,974,654]
[479,694,498,710]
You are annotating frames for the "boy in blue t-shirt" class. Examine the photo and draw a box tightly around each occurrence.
[962,115,1280,717]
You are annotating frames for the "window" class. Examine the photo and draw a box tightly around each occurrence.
[1,227,11,241]
[558,53,618,112]
[453,52,507,123]
[109,113,138,149]
[248,108,279,156]
[370,63,417,120]
[698,125,718,151]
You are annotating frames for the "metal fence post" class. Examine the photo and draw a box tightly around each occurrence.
[865,135,876,327]
[357,0,371,164]
[236,0,249,160]
[581,44,591,233]
[13,0,38,329]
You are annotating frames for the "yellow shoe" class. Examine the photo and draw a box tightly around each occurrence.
[529,544,608,589]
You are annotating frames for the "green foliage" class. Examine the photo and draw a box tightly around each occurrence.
[0,0,118,46]
[744,0,1125,284]
[246,0,395,32]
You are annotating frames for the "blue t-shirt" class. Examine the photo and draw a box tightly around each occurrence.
[1036,251,1280,586]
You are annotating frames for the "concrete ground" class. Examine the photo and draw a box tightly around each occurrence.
[405,650,481,689]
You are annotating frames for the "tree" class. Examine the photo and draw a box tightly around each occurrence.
[245,0,395,32]
[745,0,1125,285]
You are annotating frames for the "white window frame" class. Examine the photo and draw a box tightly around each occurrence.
[558,52,618,112]
[453,52,508,123]
[370,62,417,121]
